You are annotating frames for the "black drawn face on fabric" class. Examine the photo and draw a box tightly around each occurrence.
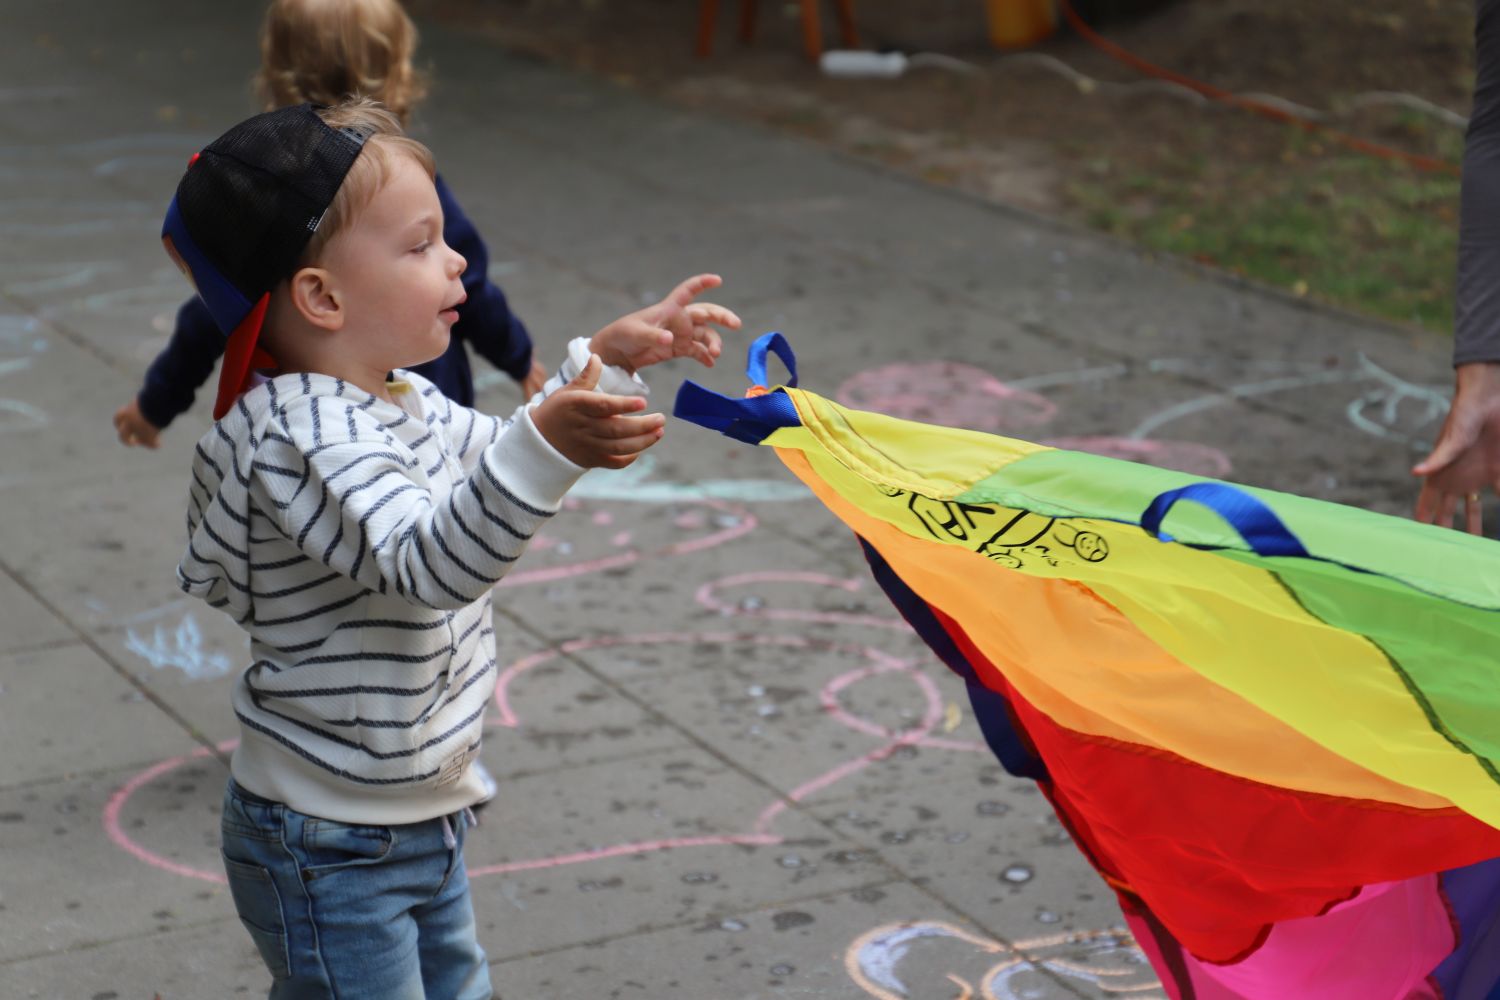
[1070,531,1109,562]
[879,487,1113,571]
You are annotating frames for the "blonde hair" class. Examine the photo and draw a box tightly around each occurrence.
[256,0,427,124]
[301,99,436,262]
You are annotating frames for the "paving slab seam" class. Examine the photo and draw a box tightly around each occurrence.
[0,558,225,765]
[0,914,242,969]
[479,877,910,965]
[0,286,147,378]
[488,606,1099,999]
[485,741,688,785]
[0,635,88,658]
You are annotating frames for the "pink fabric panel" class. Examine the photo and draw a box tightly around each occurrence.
[1125,876,1454,999]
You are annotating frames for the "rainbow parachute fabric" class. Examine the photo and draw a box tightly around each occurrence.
[675,334,1500,1000]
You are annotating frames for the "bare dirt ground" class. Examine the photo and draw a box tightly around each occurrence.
[418,0,1474,329]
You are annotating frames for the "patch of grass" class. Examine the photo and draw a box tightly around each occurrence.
[1065,122,1462,331]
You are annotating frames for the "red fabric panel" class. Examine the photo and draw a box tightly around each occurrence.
[929,604,1500,963]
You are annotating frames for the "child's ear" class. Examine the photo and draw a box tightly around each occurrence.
[288,266,343,332]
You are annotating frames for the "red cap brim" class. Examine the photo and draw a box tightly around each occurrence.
[213,292,271,420]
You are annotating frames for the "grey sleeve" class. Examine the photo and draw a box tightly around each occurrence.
[1456,0,1500,365]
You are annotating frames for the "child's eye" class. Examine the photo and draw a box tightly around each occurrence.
[412,242,431,254]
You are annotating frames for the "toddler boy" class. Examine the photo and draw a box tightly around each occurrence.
[166,98,736,998]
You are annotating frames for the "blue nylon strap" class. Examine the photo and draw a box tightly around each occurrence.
[673,380,803,444]
[745,332,797,388]
[1140,482,1310,558]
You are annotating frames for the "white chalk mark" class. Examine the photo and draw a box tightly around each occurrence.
[1344,355,1449,450]
[124,613,233,681]
[997,363,1128,392]
[1129,370,1352,440]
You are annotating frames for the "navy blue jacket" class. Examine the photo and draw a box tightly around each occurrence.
[137,175,534,427]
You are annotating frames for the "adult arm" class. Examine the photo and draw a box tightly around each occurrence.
[1413,0,1500,532]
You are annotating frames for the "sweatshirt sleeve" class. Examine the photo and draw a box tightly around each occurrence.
[137,297,227,429]
[249,395,583,611]
[440,337,649,474]
[1456,0,1500,365]
[438,176,536,381]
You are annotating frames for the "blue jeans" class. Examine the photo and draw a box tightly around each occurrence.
[220,780,493,1000]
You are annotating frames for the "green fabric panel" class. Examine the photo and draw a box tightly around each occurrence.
[1218,549,1500,782]
[961,448,1500,610]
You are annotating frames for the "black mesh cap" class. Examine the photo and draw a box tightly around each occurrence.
[174,104,369,316]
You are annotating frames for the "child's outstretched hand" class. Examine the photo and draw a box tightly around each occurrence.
[113,398,162,449]
[589,274,740,374]
[531,355,665,469]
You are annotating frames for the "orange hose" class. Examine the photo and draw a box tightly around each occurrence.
[1055,0,1461,176]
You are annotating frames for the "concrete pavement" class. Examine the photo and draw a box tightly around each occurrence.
[0,1,1459,997]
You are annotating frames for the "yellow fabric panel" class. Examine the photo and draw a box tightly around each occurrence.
[782,445,1491,819]
[779,388,1048,500]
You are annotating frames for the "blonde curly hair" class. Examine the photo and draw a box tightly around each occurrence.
[256,0,428,125]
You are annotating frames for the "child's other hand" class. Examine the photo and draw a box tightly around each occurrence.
[519,359,547,398]
[531,355,665,469]
[113,398,161,449]
[589,274,739,374]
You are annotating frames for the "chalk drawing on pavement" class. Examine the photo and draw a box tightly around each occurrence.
[847,921,1162,1000]
[123,611,233,681]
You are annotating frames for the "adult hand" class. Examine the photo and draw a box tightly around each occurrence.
[1413,361,1500,533]
[530,354,665,469]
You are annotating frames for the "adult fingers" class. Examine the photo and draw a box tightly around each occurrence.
[1412,419,1477,477]
[1465,491,1484,536]
[1435,492,1458,530]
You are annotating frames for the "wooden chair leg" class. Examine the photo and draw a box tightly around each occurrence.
[832,0,859,48]
[800,0,823,60]
[738,0,758,43]
[696,0,718,58]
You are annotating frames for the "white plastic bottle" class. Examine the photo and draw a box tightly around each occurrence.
[818,50,910,79]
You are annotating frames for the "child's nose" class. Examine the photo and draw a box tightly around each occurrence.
[448,246,467,278]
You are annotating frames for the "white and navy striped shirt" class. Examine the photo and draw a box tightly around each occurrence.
[179,341,642,823]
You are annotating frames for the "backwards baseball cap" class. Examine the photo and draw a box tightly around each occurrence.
[161,104,372,419]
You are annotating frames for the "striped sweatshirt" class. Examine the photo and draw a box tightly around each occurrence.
[179,339,644,823]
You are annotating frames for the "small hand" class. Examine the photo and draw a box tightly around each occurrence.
[531,354,665,469]
[590,274,740,373]
[519,359,547,398]
[1413,361,1500,533]
[113,398,162,449]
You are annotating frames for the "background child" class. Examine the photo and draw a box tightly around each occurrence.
[113,0,545,448]
[168,98,735,997]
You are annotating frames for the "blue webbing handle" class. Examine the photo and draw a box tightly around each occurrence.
[745,332,797,388]
[1140,482,1310,559]
[673,381,802,444]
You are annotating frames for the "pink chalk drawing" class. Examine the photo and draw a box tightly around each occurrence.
[103,575,986,883]
[495,498,756,588]
[837,362,1056,432]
